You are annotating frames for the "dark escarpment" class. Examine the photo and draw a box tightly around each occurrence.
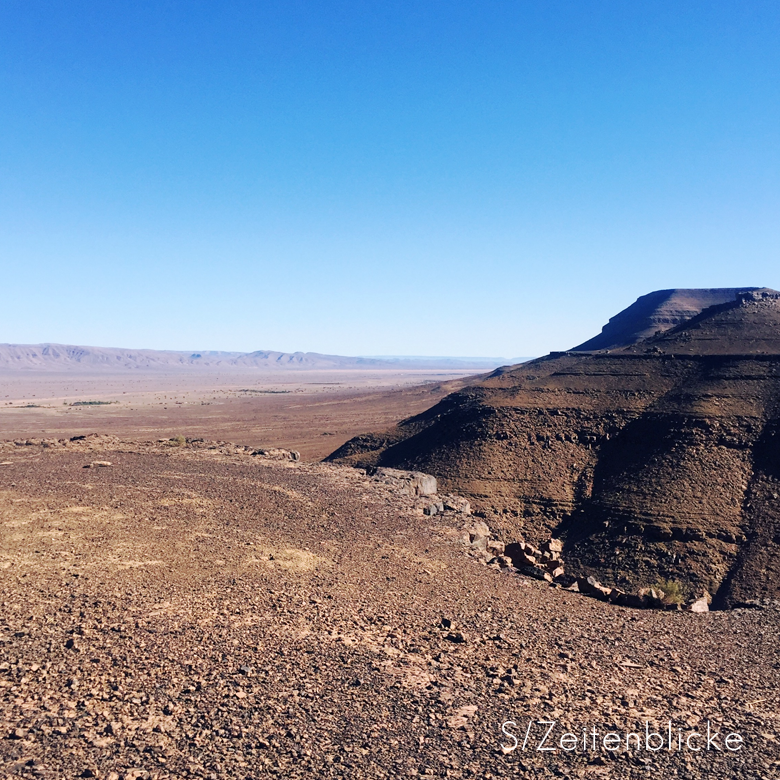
[572,286,759,350]
[329,289,780,608]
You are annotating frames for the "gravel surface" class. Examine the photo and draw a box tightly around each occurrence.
[1,437,778,779]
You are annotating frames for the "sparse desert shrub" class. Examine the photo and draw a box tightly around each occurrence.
[653,578,686,605]
[171,435,187,447]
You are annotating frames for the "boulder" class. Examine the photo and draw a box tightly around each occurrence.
[577,576,611,601]
[470,535,488,552]
[638,587,665,608]
[505,544,537,568]
[615,592,650,608]
[520,566,553,583]
[468,521,491,540]
[688,596,709,613]
[443,496,471,514]
[608,587,625,603]
[372,467,437,496]
[410,472,438,496]
[543,538,563,553]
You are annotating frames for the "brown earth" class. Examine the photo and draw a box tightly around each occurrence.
[1,437,778,779]
[0,370,475,462]
[329,289,780,608]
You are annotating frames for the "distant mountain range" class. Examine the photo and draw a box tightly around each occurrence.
[0,343,524,372]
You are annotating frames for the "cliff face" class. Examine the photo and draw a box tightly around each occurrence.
[572,287,758,350]
[329,289,780,607]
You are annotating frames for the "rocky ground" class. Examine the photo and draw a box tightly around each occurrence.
[1,437,779,779]
[329,292,780,608]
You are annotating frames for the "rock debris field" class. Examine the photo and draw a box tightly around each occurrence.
[1,436,779,779]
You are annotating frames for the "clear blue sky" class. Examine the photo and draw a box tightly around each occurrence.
[1,1,778,357]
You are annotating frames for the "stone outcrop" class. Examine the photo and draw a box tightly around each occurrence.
[473,525,712,612]
[329,289,780,609]
[572,287,759,351]
[368,466,438,497]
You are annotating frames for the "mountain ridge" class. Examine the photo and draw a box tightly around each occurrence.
[328,287,780,608]
[572,286,761,351]
[0,343,510,372]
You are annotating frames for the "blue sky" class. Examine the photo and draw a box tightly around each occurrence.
[1,1,778,357]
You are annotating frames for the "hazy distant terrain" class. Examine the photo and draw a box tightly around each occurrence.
[0,343,520,372]
[0,370,476,461]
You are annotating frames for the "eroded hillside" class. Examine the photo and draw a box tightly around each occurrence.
[329,290,780,608]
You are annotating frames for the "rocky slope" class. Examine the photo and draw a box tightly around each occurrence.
[328,289,780,609]
[1,437,778,779]
[573,287,758,350]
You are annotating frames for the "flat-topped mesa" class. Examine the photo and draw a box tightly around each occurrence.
[329,286,780,608]
[628,286,780,356]
[740,288,780,303]
[572,287,761,351]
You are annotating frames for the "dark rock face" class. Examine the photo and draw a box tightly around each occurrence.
[572,287,759,351]
[328,290,780,608]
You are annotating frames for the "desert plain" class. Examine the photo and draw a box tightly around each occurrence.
[0,369,473,461]
[1,366,779,780]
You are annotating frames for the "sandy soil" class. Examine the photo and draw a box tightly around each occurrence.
[0,370,476,461]
[1,437,777,779]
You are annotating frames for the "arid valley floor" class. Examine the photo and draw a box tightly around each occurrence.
[1,370,779,779]
[0,370,472,461]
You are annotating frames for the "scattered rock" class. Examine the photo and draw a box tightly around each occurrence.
[520,566,553,583]
[443,495,471,514]
[371,467,437,496]
[446,704,478,729]
[577,576,612,601]
[542,538,563,554]
[688,593,711,613]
